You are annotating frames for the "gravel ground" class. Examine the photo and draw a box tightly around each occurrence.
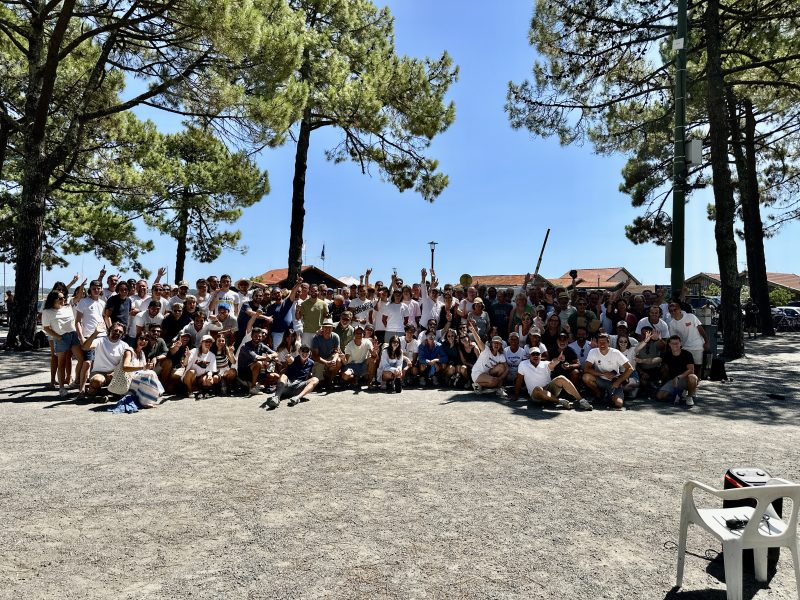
[1,331,799,599]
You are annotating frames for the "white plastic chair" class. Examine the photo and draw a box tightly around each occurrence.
[676,478,800,600]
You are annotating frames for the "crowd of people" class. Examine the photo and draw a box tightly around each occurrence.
[32,265,711,411]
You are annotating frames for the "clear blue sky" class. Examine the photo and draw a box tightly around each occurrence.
[26,0,800,291]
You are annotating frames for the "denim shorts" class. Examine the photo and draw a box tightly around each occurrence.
[54,330,80,353]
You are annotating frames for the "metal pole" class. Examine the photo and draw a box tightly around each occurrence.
[533,229,551,279]
[671,0,688,293]
[429,241,437,273]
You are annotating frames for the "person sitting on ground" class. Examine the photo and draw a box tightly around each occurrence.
[513,348,589,410]
[551,332,581,386]
[457,327,481,388]
[503,332,528,385]
[633,325,663,394]
[86,323,129,399]
[582,332,633,409]
[116,333,164,407]
[162,331,191,393]
[362,324,381,386]
[212,334,237,396]
[400,324,420,385]
[656,335,698,407]
[265,345,319,408]
[143,324,169,376]
[667,301,709,378]
[183,335,218,399]
[440,327,466,388]
[377,335,409,393]
[417,330,448,387]
[311,318,343,389]
[470,328,509,399]
[614,334,640,398]
[341,326,374,388]
[275,329,301,369]
[237,328,279,396]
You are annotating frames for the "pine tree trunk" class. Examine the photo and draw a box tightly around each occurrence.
[704,0,744,359]
[174,201,189,285]
[288,109,312,286]
[741,99,774,336]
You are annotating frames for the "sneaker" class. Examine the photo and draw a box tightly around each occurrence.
[578,398,594,411]
[558,397,573,410]
[496,387,508,400]
[266,395,280,409]
[386,384,394,394]
[67,381,80,389]
[685,395,695,407]
[220,381,228,396]
[432,375,440,386]
[194,391,201,401]
[418,376,427,387]
[472,382,483,393]
[287,396,300,407]
[249,385,261,396]
[394,378,402,394]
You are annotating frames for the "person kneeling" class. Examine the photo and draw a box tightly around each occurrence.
[266,346,319,408]
[514,349,590,410]
[470,333,509,399]
[183,335,218,400]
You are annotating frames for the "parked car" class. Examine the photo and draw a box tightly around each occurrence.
[687,295,720,311]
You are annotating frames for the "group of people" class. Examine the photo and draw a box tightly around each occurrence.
[35,265,711,411]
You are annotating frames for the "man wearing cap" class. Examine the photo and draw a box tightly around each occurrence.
[265,345,319,408]
[552,332,581,386]
[417,330,448,386]
[237,328,279,395]
[514,348,589,409]
[471,333,509,398]
[311,318,342,387]
[299,284,329,348]
[466,297,490,342]
[582,333,634,409]
[341,326,373,388]
[169,281,190,307]
[503,332,529,384]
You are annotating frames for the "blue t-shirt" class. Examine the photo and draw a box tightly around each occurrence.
[286,355,314,382]
[265,298,294,333]
[311,332,340,360]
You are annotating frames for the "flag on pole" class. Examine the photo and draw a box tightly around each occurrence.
[320,244,325,261]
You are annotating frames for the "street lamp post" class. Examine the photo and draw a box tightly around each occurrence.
[428,241,438,273]
[671,0,688,293]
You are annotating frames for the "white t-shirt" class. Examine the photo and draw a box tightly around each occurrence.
[518,359,553,395]
[417,329,443,344]
[503,345,529,375]
[344,339,373,364]
[471,346,507,380]
[668,311,705,350]
[348,297,373,325]
[635,316,669,339]
[127,295,149,336]
[76,297,106,338]
[169,295,188,308]
[585,347,631,379]
[402,299,421,330]
[143,296,170,315]
[383,302,409,332]
[196,293,211,314]
[524,342,548,356]
[372,301,387,332]
[212,290,239,315]
[42,306,77,336]
[400,337,419,363]
[135,311,164,334]
[186,348,217,375]
[459,298,475,316]
[92,337,129,373]
[420,288,443,328]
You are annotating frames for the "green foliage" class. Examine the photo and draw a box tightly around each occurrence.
[769,287,794,307]
[141,125,268,265]
[705,283,722,296]
[285,0,458,201]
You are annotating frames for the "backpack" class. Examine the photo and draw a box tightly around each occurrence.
[709,356,728,381]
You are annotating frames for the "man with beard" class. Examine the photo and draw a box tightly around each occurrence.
[86,322,129,398]
[266,279,303,348]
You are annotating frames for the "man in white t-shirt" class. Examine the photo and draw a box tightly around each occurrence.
[513,348,588,410]
[471,336,509,398]
[135,301,165,337]
[143,283,170,315]
[419,268,444,327]
[582,333,633,409]
[503,332,528,383]
[341,326,374,387]
[209,274,240,316]
[168,281,190,307]
[400,324,419,382]
[635,305,669,340]
[87,323,129,397]
[667,301,709,370]
[75,280,106,342]
[348,285,374,328]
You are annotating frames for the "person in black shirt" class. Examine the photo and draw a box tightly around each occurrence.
[487,290,513,339]
[265,346,319,409]
[104,281,132,336]
[656,335,698,407]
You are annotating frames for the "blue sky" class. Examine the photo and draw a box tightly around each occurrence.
[30,0,800,290]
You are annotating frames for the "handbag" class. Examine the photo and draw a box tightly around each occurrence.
[107,361,133,396]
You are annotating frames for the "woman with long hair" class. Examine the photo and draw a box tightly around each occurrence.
[441,329,467,387]
[117,334,164,407]
[41,290,85,397]
[515,312,536,341]
[508,293,533,333]
[457,328,482,389]
[540,313,562,358]
[615,335,640,398]
[377,335,407,393]
[213,335,237,395]
[275,329,301,367]
[183,335,218,400]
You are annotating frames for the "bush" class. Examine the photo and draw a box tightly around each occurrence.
[769,287,793,307]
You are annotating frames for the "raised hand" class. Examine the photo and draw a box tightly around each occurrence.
[421,267,427,278]
[157,266,167,278]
